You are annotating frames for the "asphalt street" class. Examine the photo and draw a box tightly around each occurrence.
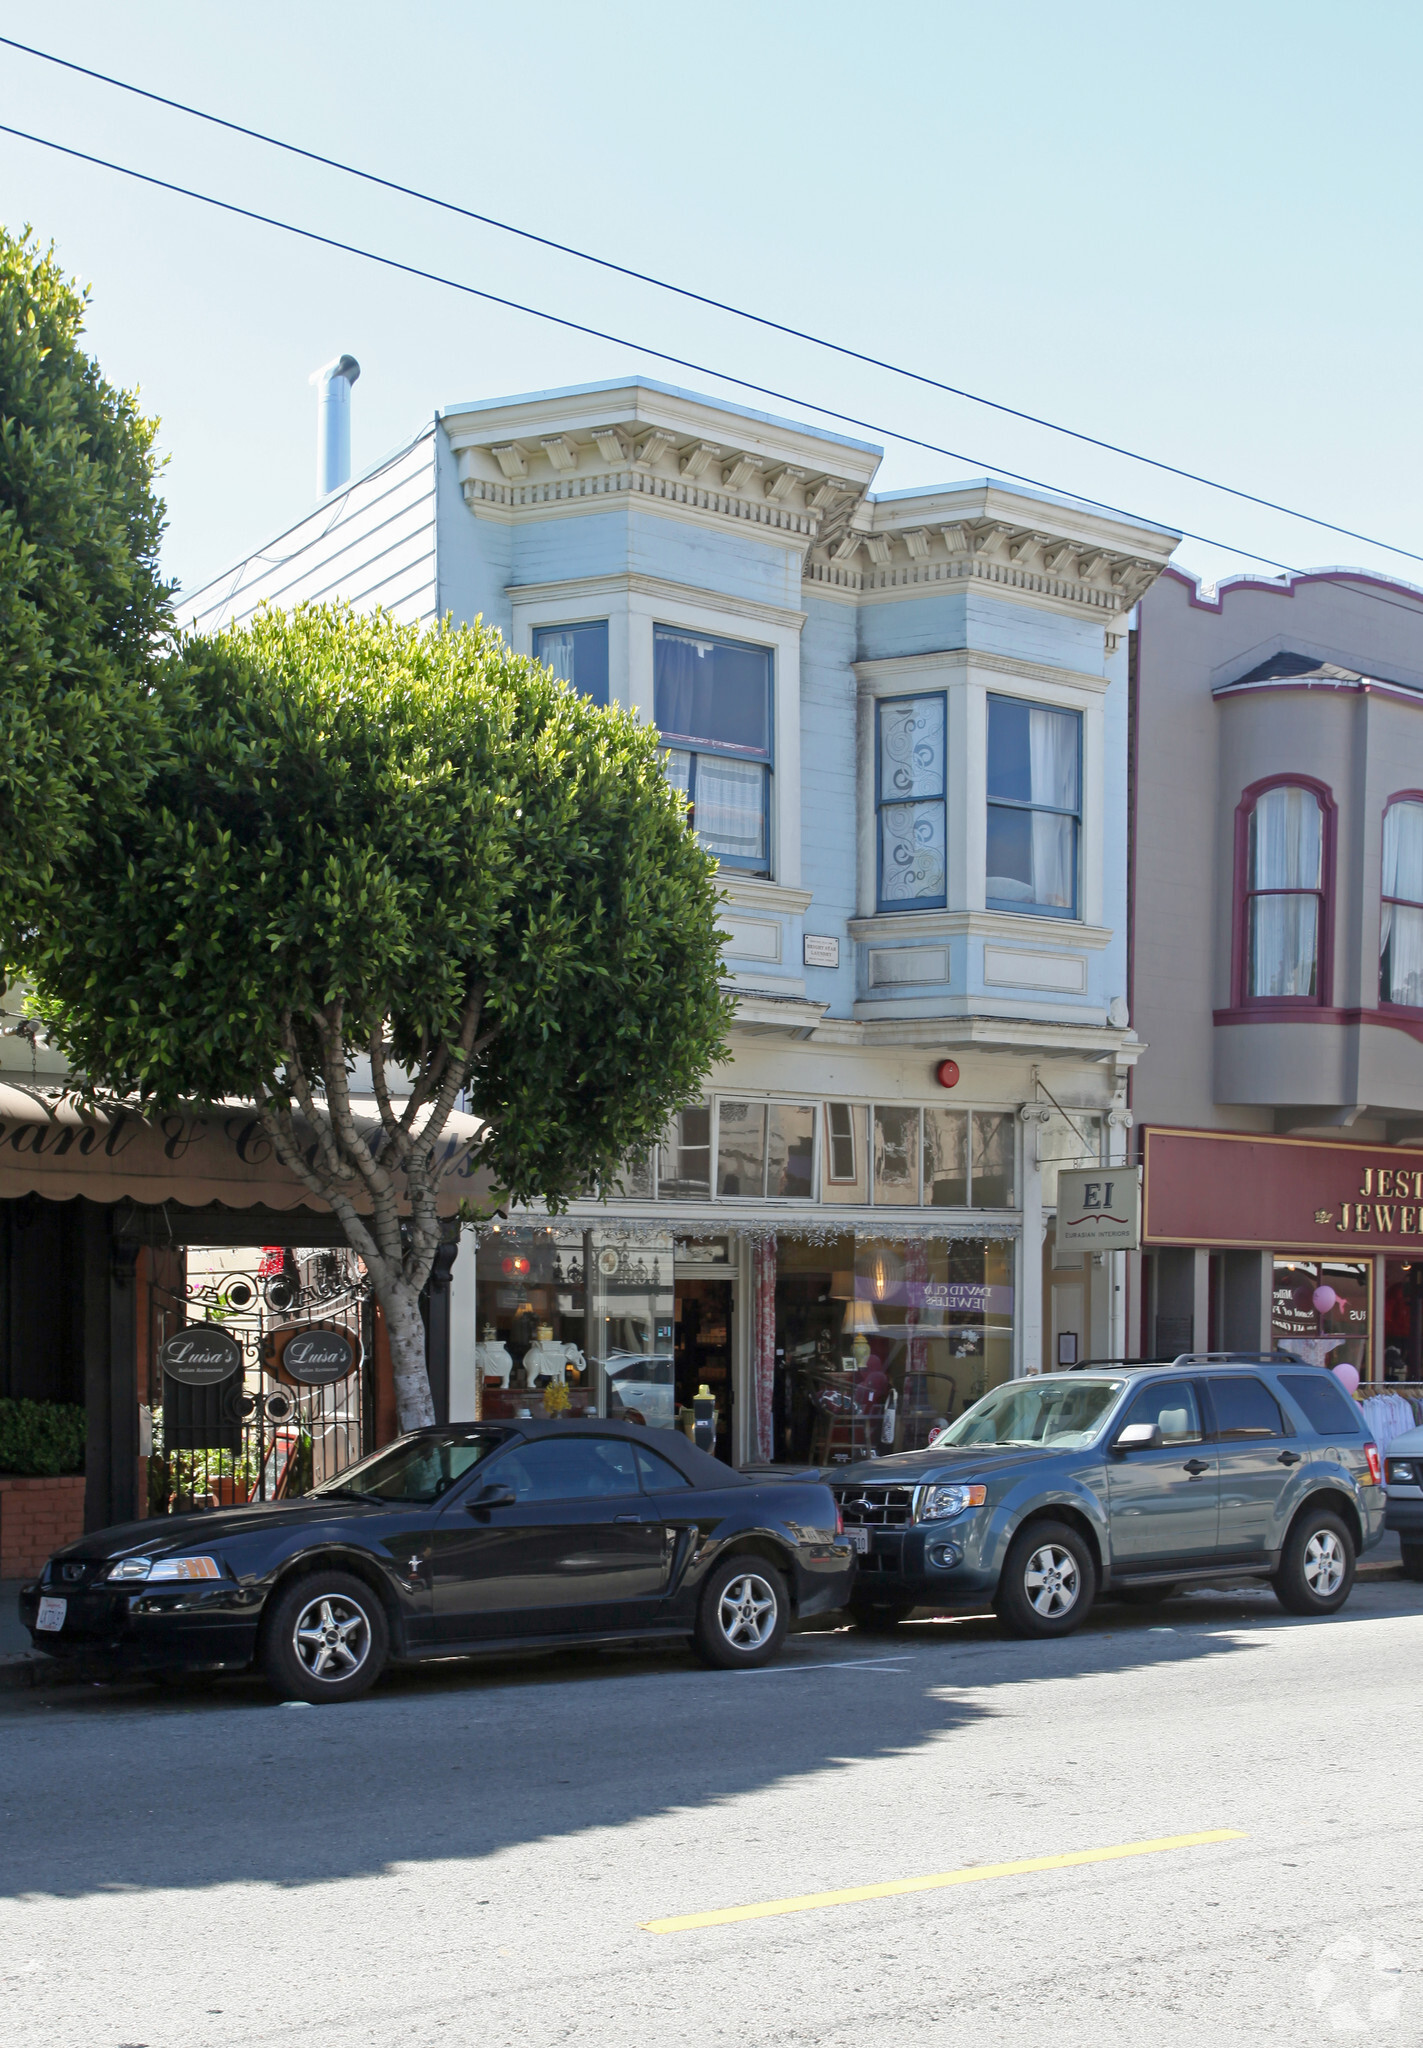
[3,1577,1421,2048]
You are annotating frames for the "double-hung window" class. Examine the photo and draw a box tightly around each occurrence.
[655,626,772,874]
[532,621,609,706]
[1382,798,1423,1008]
[986,695,1081,919]
[876,695,947,909]
[1244,783,1324,999]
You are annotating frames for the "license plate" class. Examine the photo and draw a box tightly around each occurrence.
[847,1527,869,1555]
[35,1597,66,1633]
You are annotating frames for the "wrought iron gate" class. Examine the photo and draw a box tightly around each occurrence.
[148,1246,373,1515]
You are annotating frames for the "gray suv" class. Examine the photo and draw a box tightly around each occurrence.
[832,1359,1383,1638]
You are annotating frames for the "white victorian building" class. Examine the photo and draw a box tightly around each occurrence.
[178,376,1179,1466]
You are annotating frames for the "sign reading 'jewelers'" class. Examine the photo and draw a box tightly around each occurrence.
[159,1325,243,1386]
[278,1326,357,1386]
[1143,1128,1423,1254]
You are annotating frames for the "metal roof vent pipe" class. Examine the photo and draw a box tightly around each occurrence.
[310,353,360,497]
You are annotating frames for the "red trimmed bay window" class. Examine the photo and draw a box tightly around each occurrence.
[1233,776,1335,1006]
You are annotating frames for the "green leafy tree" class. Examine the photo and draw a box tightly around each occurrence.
[29,604,731,1428]
[0,225,169,955]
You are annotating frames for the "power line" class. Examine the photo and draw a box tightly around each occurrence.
[16,117,1423,641]
[0,118,1309,575]
[4,30,1423,574]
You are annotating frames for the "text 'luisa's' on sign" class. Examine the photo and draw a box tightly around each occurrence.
[1055,1165,1142,1251]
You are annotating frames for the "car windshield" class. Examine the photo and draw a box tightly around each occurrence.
[313,1432,502,1504]
[939,1378,1124,1449]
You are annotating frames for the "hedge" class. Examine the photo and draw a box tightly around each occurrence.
[0,1399,87,1477]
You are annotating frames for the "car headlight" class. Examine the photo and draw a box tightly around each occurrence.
[919,1483,987,1522]
[106,1556,223,1583]
[1387,1459,1419,1485]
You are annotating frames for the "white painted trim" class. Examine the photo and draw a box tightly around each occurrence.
[854,648,1112,695]
[510,571,806,634]
[848,909,1114,948]
[984,946,1088,994]
[720,877,814,917]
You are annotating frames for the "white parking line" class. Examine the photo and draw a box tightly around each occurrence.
[745,1656,913,1675]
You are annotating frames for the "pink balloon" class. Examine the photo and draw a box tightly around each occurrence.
[1332,1361,1360,1396]
[1312,1285,1339,1313]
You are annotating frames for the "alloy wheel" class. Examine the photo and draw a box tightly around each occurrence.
[717,1572,778,1651]
[1303,1529,1346,1599]
[1023,1543,1080,1618]
[293,1593,372,1682]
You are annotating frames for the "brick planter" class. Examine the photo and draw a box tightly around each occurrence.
[0,1476,87,1580]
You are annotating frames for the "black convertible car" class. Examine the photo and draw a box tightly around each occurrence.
[18,1420,853,1701]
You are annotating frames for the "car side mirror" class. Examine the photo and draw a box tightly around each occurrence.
[465,1482,516,1514]
[1112,1421,1164,1454]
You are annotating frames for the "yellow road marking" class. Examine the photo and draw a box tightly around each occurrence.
[641,1829,1247,1933]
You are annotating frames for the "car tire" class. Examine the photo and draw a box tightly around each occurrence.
[848,1596,913,1633]
[1402,1544,1423,1582]
[994,1520,1097,1639]
[261,1571,390,1703]
[1113,1584,1178,1606]
[693,1555,790,1669]
[1272,1507,1355,1616]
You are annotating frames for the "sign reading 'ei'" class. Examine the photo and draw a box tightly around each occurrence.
[1055,1166,1142,1251]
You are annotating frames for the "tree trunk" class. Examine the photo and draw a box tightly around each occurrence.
[379,1274,436,1432]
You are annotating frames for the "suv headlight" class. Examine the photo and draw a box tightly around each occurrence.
[919,1484,987,1522]
[1387,1459,1419,1485]
[106,1556,223,1583]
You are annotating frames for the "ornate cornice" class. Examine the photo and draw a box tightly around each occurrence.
[805,515,1163,615]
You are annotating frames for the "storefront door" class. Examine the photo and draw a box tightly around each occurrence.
[675,1277,734,1462]
[426,1435,669,1642]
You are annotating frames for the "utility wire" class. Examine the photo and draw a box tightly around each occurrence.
[0,117,1319,580]
[17,119,1423,640]
[3,31,1420,572]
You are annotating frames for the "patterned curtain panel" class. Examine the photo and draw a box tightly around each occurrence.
[879,697,946,904]
[752,1237,776,1462]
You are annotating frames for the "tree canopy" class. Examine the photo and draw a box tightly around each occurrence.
[29,604,732,1423]
[0,225,169,955]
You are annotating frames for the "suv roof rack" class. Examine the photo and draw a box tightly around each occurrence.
[1064,1351,1299,1372]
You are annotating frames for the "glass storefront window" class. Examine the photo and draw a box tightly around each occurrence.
[658,1105,711,1199]
[821,1104,868,1202]
[474,1229,676,1429]
[1384,1261,1423,1381]
[715,1101,816,1200]
[874,1106,921,1205]
[972,1111,1016,1208]
[1272,1258,1371,1374]
[925,1107,969,1207]
[771,1232,1014,1462]
[1037,1110,1101,1209]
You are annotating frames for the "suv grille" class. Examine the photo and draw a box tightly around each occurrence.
[835,1485,917,1528]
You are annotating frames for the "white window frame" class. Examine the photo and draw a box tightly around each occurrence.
[511,577,802,887]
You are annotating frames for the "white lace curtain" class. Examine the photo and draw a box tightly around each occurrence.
[1382,799,1423,1006]
[1027,706,1077,913]
[1248,786,1322,998]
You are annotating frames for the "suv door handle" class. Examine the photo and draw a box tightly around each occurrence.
[1277,1451,1302,1466]
[614,1513,641,1524]
[1183,1459,1211,1477]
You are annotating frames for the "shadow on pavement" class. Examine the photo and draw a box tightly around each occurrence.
[0,1575,1374,1902]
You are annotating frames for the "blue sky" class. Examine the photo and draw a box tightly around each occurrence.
[3,0,1420,600]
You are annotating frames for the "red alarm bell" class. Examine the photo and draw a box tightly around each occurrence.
[936,1059,960,1089]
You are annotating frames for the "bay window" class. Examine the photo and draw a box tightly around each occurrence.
[876,694,947,909]
[986,694,1081,919]
[1382,797,1423,1008]
[655,625,772,874]
[1244,783,1325,1000]
[532,620,609,706]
